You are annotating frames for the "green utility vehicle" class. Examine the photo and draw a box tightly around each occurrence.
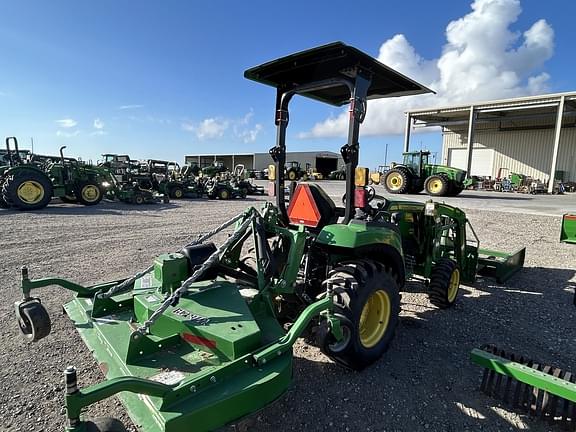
[384,150,469,196]
[1,142,108,210]
[15,43,523,432]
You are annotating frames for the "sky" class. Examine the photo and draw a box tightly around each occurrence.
[0,0,574,168]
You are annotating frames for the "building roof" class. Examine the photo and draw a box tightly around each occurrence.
[406,91,576,128]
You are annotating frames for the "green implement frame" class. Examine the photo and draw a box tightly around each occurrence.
[471,346,576,427]
[561,214,576,244]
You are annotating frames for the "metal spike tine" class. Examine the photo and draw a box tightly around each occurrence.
[493,348,505,398]
[561,371,572,427]
[533,363,545,417]
[486,368,496,395]
[521,369,532,412]
[529,363,540,416]
[503,352,515,404]
[540,365,552,419]
[548,368,562,422]
[480,367,490,393]
[512,357,525,409]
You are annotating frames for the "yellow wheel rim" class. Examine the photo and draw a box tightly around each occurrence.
[81,185,100,202]
[17,180,45,204]
[359,290,391,348]
[174,189,183,198]
[386,173,403,191]
[288,171,297,180]
[447,268,460,302]
[428,178,443,193]
[220,190,229,199]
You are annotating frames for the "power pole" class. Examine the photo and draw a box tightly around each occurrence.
[384,143,388,166]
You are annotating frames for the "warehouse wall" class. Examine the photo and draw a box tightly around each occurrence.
[442,126,576,182]
[253,151,344,172]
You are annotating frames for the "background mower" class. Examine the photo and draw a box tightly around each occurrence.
[15,42,523,432]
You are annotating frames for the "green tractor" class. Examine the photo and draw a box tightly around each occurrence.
[14,43,523,432]
[1,142,108,210]
[285,160,306,181]
[383,150,469,196]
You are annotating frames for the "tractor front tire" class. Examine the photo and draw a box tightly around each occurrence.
[85,417,127,432]
[384,169,410,194]
[287,169,298,181]
[317,259,400,370]
[428,258,460,309]
[77,181,103,206]
[425,175,449,196]
[2,170,53,210]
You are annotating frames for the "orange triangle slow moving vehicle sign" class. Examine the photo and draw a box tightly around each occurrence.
[287,184,321,228]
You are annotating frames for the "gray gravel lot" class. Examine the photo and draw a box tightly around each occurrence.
[1,186,575,432]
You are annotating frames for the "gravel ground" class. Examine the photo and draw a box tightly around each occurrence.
[0,193,575,432]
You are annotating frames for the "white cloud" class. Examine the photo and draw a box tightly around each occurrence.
[182,118,229,140]
[238,124,263,143]
[303,0,555,138]
[118,104,144,110]
[56,118,78,128]
[93,118,104,129]
[56,130,80,137]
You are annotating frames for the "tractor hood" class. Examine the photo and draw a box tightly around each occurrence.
[244,42,434,106]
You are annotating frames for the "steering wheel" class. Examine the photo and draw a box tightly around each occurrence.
[341,185,377,206]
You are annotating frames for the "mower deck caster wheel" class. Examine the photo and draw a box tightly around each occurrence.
[84,417,127,432]
[16,299,51,342]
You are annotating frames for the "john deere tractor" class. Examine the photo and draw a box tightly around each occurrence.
[14,43,524,432]
[1,142,109,210]
[384,150,469,196]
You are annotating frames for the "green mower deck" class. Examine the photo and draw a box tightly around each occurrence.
[63,287,292,432]
[561,214,576,244]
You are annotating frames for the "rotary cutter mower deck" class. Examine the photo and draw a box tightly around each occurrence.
[15,43,524,432]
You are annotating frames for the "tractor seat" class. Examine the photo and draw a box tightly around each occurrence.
[287,183,337,230]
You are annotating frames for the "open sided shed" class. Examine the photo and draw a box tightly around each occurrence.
[404,92,576,192]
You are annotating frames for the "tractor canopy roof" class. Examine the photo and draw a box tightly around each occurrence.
[244,42,434,106]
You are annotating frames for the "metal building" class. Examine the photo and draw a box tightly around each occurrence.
[184,151,344,177]
[404,92,576,192]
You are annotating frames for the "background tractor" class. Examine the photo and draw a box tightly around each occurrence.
[14,43,523,432]
[1,143,109,210]
[383,150,469,196]
[285,160,305,181]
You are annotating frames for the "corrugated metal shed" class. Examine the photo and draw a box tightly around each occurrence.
[406,92,576,185]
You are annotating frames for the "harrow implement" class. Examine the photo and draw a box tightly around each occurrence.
[471,345,576,430]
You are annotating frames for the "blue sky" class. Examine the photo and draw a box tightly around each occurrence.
[0,0,574,168]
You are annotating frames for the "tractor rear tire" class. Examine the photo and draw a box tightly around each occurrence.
[447,182,464,196]
[317,259,400,370]
[425,175,449,196]
[85,417,127,432]
[384,168,410,194]
[17,300,51,342]
[2,170,53,210]
[428,258,460,309]
[287,169,298,181]
[77,181,103,206]
[0,194,9,208]
[170,186,184,199]
[217,188,230,200]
